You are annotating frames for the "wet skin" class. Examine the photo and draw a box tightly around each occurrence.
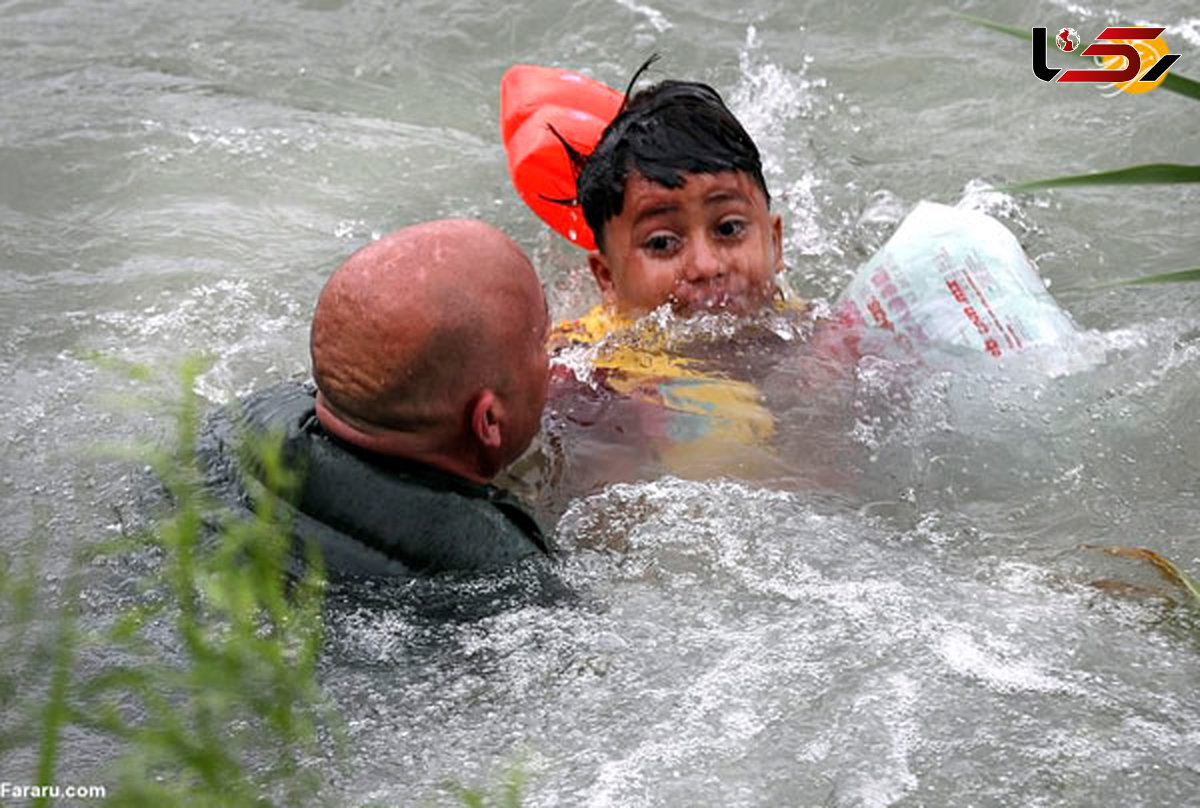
[587,170,784,317]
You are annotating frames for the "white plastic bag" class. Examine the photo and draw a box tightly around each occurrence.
[835,201,1078,359]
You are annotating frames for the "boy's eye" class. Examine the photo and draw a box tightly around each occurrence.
[643,233,680,254]
[716,218,747,239]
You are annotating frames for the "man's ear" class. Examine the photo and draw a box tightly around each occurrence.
[770,213,784,273]
[587,251,617,303]
[469,389,504,450]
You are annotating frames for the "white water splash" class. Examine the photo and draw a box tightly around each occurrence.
[729,25,818,182]
[933,628,1086,696]
[857,189,908,228]
[1168,17,1200,47]
[955,178,1023,220]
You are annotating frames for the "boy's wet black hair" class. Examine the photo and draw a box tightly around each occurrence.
[550,56,770,252]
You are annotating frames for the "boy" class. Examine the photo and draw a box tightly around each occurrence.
[544,68,821,483]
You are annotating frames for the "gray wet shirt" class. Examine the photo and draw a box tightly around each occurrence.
[200,380,550,577]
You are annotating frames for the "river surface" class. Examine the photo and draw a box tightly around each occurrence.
[2,0,1199,805]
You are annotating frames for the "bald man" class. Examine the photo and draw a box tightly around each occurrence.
[212,219,552,576]
[311,219,550,481]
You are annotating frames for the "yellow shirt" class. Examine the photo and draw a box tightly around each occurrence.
[550,303,806,475]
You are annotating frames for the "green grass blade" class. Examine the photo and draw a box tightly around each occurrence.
[1008,163,1200,191]
[1178,567,1200,603]
[1110,267,1200,286]
[956,13,1200,101]
[1162,70,1200,101]
[33,567,80,808]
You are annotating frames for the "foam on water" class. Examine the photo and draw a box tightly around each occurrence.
[86,278,308,402]
[611,0,673,34]
[933,628,1086,696]
[320,471,1200,805]
[856,189,907,228]
[1170,18,1200,47]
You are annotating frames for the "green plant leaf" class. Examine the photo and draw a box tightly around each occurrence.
[34,564,80,808]
[71,349,156,382]
[1110,267,1200,286]
[956,13,1200,101]
[1007,163,1200,191]
[1162,70,1200,101]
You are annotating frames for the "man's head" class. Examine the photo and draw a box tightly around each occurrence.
[575,76,783,316]
[310,219,549,482]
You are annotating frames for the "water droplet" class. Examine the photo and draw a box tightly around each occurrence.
[568,229,577,241]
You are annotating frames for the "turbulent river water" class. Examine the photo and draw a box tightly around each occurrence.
[2,0,1199,805]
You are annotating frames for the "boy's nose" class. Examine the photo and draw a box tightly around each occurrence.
[683,235,724,282]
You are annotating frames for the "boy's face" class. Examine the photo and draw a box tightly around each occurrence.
[587,170,783,317]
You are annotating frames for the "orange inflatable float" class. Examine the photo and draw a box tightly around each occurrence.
[500,65,623,250]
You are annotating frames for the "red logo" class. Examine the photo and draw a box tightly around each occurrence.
[1056,28,1080,52]
[1033,26,1180,93]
